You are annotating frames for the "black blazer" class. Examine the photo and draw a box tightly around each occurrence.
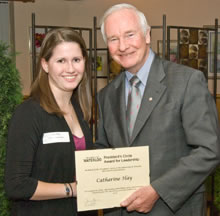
[5,98,96,216]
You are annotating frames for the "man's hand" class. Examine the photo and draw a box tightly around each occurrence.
[120,185,159,213]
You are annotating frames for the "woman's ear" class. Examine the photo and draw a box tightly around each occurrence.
[41,58,49,73]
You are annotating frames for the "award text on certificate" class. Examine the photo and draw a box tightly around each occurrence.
[75,146,150,211]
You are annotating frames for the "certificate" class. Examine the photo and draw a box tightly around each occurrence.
[75,146,150,211]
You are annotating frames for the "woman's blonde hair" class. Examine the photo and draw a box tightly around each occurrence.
[30,27,91,122]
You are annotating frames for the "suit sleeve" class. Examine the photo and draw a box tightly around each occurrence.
[151,70,220,211]
[94,92,110,149]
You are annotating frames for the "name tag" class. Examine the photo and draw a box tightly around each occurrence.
[43,132,70,144]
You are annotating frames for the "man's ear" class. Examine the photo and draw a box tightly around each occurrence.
[145,29,151,44]
[41,58,49,73]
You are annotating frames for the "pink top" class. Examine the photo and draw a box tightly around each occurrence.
[73,135,86,150]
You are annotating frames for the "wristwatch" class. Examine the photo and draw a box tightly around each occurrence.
[64,183,70,196]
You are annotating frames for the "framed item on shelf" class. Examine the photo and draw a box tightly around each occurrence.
[94,51,108,77]
[203,25,220,78]
[29,27,47,54]
[178,28,208,78]
[207,30,220,78]
[157,40,177,63]
[109,58,122,80]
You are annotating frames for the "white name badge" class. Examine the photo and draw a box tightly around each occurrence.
[43,132,70,144]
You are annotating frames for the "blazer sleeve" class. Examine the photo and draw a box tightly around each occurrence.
[4,100,40,200]
[151,70,220,212]
[94,92,111,149]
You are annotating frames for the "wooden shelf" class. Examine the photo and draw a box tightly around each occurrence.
[7,0,35,2]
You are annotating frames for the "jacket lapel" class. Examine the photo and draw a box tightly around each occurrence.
[109,72,130,146]
[130,56,167,144]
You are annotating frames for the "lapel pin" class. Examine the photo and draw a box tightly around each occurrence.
[149,97,153,101]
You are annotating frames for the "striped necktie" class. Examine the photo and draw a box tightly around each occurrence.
[126,76,141,138]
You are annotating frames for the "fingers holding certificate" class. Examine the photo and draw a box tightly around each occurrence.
[75,146,150,211]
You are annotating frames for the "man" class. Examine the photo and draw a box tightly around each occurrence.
[95,3,220,216]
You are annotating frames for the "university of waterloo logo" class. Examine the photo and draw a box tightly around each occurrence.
[83,156,102,162]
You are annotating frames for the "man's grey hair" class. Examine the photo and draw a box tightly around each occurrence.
[100,3,151,43]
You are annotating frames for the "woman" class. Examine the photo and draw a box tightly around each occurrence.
[5,28,96,216]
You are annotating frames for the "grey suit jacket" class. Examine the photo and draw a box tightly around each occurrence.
[95,55,220,216]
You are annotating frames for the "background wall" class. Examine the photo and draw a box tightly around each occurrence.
[0,2,9,44]
[12,0,220,95]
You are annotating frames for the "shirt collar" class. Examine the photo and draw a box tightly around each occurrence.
[125,49,155,86]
